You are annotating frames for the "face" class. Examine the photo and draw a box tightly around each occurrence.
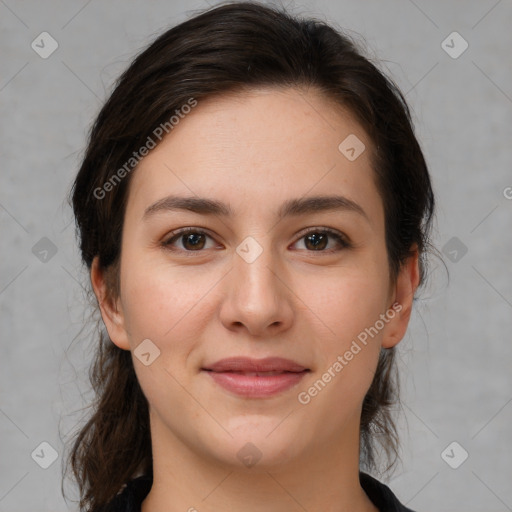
[92,86,418,472]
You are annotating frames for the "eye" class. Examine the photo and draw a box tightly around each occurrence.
[162,226,351,254]
[162,228,217,252]
[292,227,351,252]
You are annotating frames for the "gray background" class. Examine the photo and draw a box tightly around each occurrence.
[1,0,511,511]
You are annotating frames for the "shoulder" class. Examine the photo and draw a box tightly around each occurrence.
[360,472,417,512]
[96,472,415,512]
[94,475,153,512]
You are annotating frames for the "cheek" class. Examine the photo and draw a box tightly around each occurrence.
[298,264,389,341]
[119,256,220,347]
[294,266,387,401]
[119,259,219,412]
[295,278,384,436]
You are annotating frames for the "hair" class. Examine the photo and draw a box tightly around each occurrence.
[64,1,435,510]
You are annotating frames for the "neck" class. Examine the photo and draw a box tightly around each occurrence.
[141,411,378,512]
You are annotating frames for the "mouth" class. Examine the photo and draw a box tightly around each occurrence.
[201,357,310,398]
[210,370,299,376]
[202,356,309,373]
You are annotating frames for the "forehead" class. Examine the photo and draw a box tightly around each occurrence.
[125,86,383,227]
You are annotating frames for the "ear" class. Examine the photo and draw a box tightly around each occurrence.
[90,256,131,351]
[381,246,420,349]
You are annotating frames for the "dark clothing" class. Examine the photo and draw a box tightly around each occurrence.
[99,472,415,512]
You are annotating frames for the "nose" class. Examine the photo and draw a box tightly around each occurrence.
[218,240,294,338]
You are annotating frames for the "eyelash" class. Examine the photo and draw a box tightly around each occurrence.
[161,227,352,255]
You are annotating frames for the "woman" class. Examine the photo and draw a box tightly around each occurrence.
[65,2,435,511]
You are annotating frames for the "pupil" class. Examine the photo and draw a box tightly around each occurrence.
[185,233,204,249]
[306,233,327,250]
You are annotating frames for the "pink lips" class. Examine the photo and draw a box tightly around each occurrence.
[202,357,309,398]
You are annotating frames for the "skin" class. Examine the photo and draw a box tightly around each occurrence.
[91,86,419,512]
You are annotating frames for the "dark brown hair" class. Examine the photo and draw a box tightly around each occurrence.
[64,2,435,510]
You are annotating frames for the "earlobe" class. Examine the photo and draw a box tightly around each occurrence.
[381,247,420,349]
[90,256,131,351]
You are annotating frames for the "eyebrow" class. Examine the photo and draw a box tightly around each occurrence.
[142,194,369,222]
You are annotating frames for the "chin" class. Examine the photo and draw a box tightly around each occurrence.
[207,421,308,471]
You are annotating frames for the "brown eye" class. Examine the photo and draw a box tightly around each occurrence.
[181,232,207,250]
[163,228,215,251]
[304,232,328,250]
[162,227,351,255]
[293,228,351,252]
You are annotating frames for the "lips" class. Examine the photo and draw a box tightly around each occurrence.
[202,357,310,398]
[202,356,308,374]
